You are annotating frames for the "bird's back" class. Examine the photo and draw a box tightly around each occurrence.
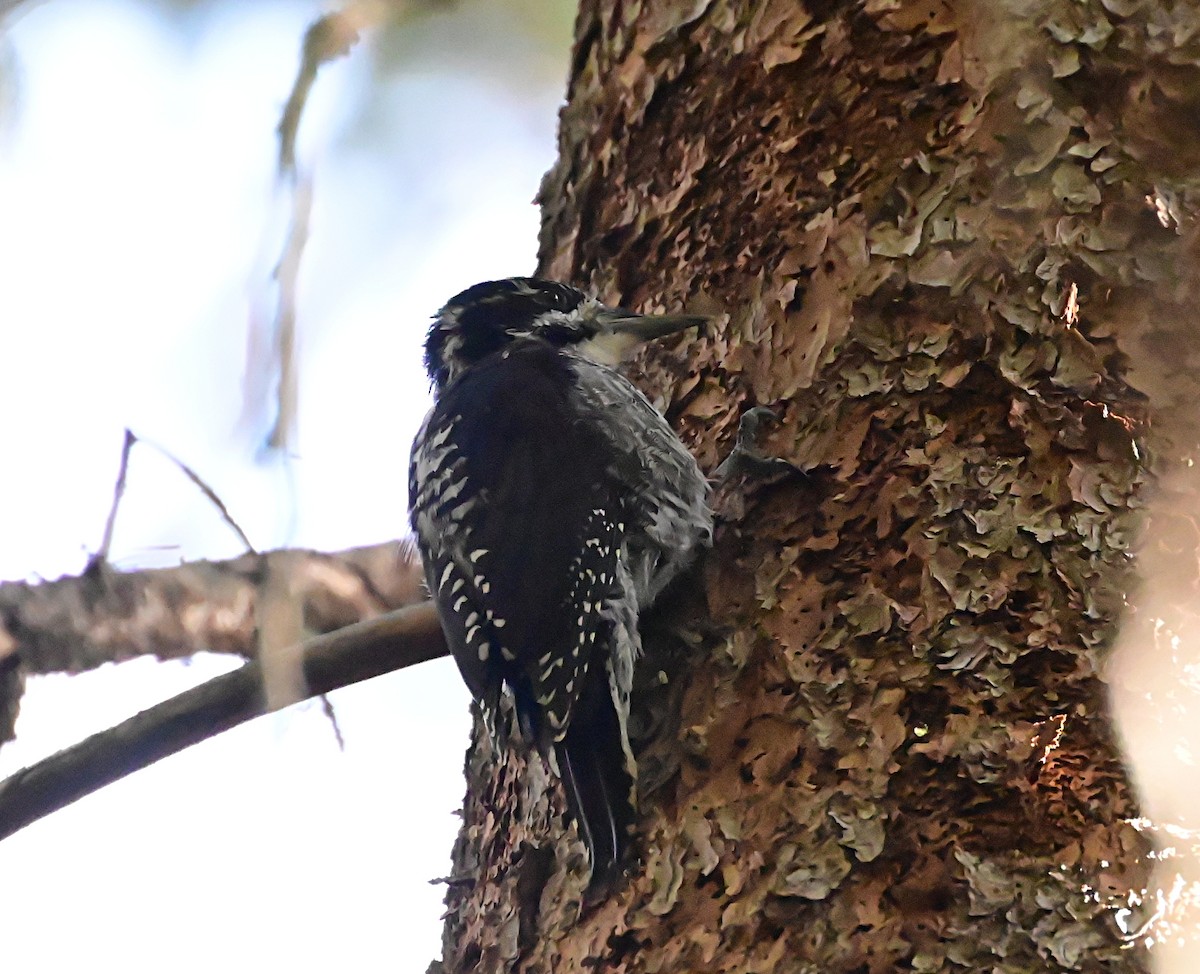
[408,278,711,888]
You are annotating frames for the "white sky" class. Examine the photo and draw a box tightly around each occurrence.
[0,1,569,969]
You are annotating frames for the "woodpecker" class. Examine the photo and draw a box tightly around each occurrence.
[409,277,712,887]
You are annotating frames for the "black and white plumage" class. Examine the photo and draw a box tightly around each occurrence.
[409,277,712,887]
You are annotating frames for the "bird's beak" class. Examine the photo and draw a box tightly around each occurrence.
[596,309,710,341]
[585,309,709,364]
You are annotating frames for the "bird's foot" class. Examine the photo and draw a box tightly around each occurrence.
[713,406,804,484]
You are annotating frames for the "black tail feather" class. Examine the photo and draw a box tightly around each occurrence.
[557,675,635,889]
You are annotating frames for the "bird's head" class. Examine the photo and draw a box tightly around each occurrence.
[424,277,707,388]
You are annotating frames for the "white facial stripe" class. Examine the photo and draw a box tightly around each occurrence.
[576,331,641,365]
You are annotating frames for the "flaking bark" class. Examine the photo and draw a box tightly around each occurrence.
[434,0,1200,971]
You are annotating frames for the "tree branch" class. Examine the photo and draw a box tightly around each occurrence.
[0,600,447,842]
[92,429,136,567]
[0,540,425,676]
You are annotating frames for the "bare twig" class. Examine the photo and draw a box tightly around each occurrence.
[90,429,137,569]
[138,437,257,553]
[265,176,311,452]
[320,693,346,751]
[257,2,447,451]
[88,430,255,566]
[278,11,365,176]
[0,601,446,842]
[262,7,371,453]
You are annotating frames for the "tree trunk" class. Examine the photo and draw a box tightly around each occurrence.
[435,0,1190,970]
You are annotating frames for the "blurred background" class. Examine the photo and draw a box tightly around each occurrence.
[0,0,573,969]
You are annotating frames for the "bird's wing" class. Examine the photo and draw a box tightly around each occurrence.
[409,342,620,740]
[566,353,712,605]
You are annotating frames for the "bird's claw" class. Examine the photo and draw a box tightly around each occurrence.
[713,406,803,484]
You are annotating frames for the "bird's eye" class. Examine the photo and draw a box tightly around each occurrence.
[537,322,586,345]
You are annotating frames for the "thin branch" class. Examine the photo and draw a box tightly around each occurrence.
[0,601,446,842]
[258,2,449,452]
[90,428,136,569]
[265,175,310,452]
[278,10,365,176]
[88,430,255,568]
[138,437,256,553]
[320,693,346,751]
[265,7,368,452]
